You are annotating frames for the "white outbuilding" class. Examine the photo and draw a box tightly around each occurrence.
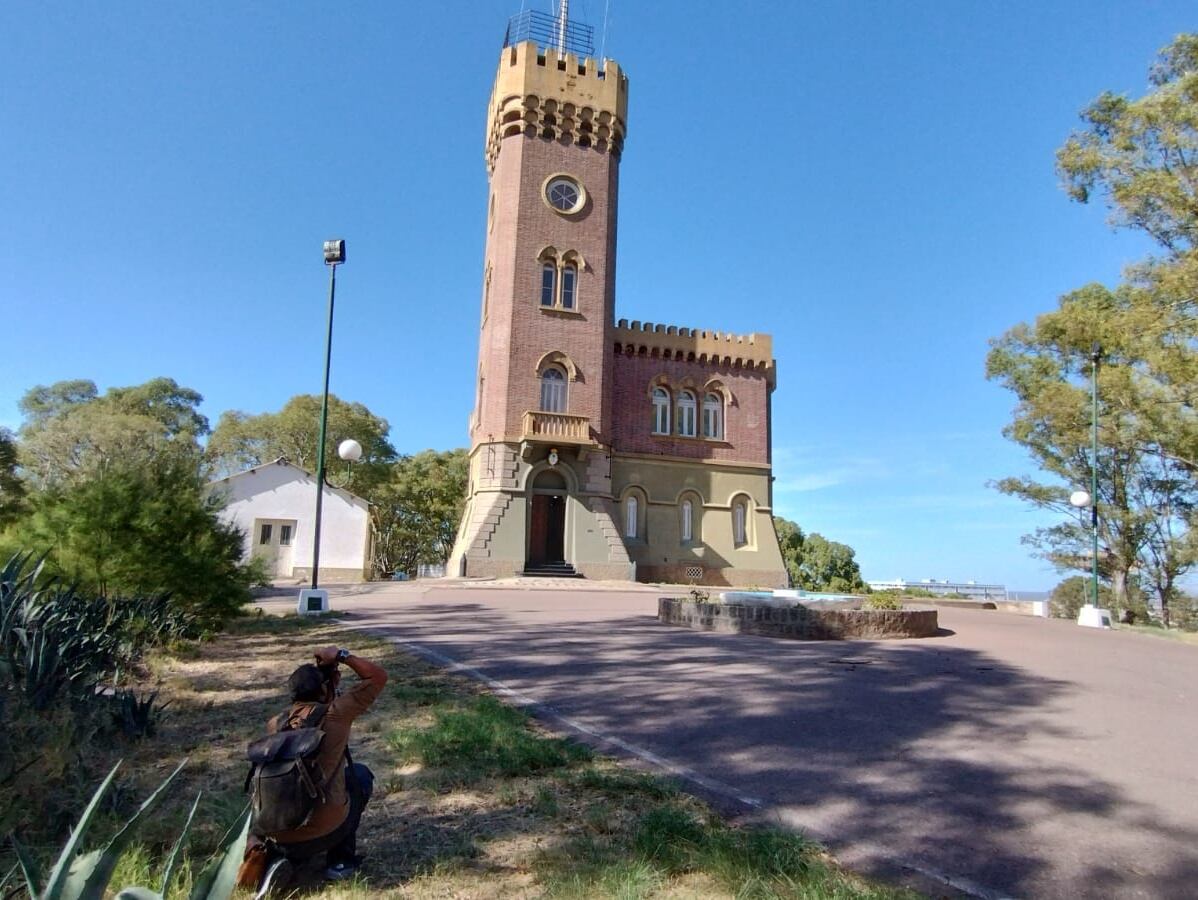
[207,458,372,582]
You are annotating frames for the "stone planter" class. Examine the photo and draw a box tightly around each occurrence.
[658,597,939,640]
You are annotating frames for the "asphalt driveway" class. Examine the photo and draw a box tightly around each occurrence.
[259,582,1198,899]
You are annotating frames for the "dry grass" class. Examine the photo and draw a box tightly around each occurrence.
[3,610,918,899]
[1112,623,1198,645]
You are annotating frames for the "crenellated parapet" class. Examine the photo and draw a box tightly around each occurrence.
[613,319,776,386]
[485,41,628,172]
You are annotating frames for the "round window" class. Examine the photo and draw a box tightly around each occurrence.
[544,175,584,214]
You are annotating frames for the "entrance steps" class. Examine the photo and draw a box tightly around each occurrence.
[519,562,584,578]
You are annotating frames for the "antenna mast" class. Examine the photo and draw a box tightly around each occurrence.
[557,0,569,54]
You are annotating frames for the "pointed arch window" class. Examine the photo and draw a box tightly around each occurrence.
[537,248,583,311]
[540,366,567,413]
[540,264,556,307]
[561,263,577,310]
[677,391,697,437]
[652,387,671,435]
[702,393,723,439]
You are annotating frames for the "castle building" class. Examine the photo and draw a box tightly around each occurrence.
[448,11,787,587]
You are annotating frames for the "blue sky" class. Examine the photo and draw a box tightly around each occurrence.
[2,2,1191,591]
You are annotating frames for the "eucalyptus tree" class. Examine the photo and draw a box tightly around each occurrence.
[989,34,1198,619]
[206,393,397,498]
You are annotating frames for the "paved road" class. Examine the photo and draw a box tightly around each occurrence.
[261,583,1198,898]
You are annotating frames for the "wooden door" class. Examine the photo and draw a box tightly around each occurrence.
[546,495,565,562]
[529,495,549,566]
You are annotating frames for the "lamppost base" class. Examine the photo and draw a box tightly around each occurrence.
[298,588,330,616]
[1077,606,1112,629]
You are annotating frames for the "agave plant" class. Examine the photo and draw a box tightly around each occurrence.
[5,760,249,900]
[109,688,168,739]
[1,554,202,715]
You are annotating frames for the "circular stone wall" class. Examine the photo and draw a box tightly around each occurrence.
[658,598,938,640]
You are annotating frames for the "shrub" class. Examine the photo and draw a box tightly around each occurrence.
[1,555,200,712]
[4,760,249,900]
[5,457,252,622]
[864,594,902,610]
[1050,576,1113,619]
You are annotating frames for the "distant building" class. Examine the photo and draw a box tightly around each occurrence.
[206,458,372,583]
[867,579,1008,601]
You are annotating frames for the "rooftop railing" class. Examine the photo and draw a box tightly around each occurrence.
[504,10,595,57]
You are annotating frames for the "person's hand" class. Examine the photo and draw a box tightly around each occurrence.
[314,645,341,666]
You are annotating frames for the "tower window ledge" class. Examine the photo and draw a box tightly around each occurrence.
[539,306,585,319]
[653,434,730,446]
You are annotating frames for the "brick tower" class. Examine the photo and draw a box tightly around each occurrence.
[449,9,786,586]
[448,12,634,579]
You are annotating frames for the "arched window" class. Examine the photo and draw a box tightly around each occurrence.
[681,499,693,543]
[677,391,697,437]
[536,249,584,311]
[540,264,556,307]
[625,495,638,539]
[652,387,671,434]
[482,265,492,323]
[702,393,723,439]
[733,500,748,546]
[561,264,577,309]
[540,367,567,412]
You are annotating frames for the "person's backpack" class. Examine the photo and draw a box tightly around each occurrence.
[244,703,332,834]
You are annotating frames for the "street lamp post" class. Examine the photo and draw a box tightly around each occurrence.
[298,239,345,616]
[1074,342,1111,629]
[1089,342,1100,608]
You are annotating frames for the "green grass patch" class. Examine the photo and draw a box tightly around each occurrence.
[537,797,917,899]
[387,694,592,784]
[571,768,682,802]
[391,679,456,707]
[224,610,325,636]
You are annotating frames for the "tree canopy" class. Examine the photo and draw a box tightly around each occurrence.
[17,377,208,489]
[206,394,397,497]
[0,428,25,527]
[772,517,866,592]
[989,34,1198,623]
[372,449,469,577]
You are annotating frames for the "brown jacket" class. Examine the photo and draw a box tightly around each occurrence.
[265,663,384,843]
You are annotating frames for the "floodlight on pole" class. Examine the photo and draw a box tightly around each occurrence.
[306,238,345,608]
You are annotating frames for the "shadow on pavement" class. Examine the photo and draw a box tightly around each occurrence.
[336,600,1198,898]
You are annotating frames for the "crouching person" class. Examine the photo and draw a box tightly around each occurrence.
[240,645,387,898]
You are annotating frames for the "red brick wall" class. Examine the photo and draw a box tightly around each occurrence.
[472,133,618,446]
[611,350,771,464]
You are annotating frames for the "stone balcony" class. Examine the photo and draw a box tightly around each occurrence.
[521,411,592,445]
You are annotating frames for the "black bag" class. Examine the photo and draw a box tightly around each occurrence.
[245,704,330,834]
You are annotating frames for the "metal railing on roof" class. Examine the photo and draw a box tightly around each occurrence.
[504,10,595,57]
